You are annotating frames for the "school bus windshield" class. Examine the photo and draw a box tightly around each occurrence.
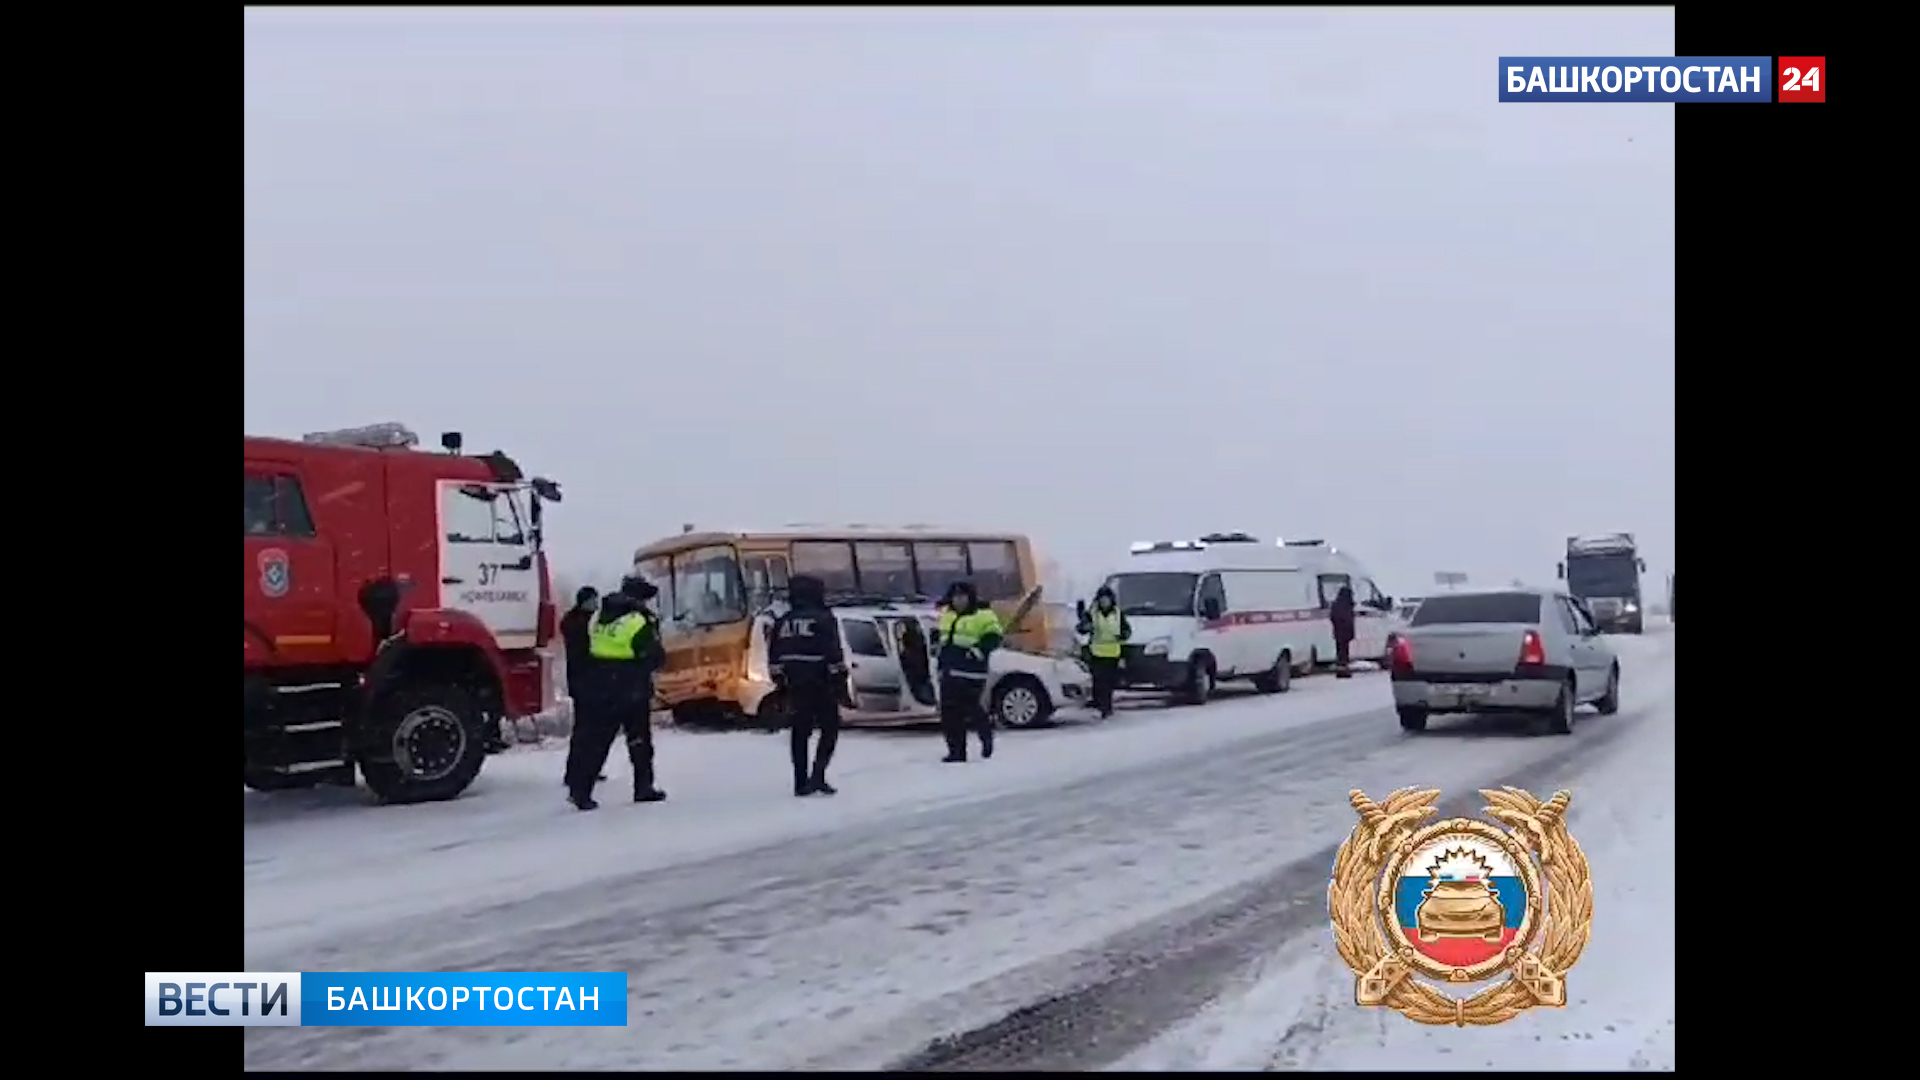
[634,545,750,637]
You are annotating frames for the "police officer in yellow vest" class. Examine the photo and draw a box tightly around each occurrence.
[565,575,668,810]
[1075,585,1132,718]
[932,580,1004,763]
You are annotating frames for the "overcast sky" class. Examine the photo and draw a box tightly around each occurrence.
[244,6,1675,595]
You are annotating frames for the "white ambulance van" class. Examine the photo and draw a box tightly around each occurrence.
[1098,532,1396,703]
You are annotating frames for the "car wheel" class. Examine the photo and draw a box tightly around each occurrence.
[1397,706,1428,733]
[1595,666,1620,716]
[1184,657,1216,705]
[1252,651,1292,694]
[992,676,1053,729]
[1545,680,1576,735]
[752,690,790,733]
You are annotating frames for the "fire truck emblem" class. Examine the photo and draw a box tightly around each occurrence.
[258,549,291,598]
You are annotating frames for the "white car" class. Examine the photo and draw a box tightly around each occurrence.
[742,602,1092,729]
[1382,599,1421,666]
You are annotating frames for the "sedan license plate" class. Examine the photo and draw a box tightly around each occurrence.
[1447,685,1489,702]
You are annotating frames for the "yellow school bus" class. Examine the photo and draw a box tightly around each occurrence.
[633,525,1046,724]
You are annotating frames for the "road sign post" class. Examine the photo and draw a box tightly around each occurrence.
[1433,571,1468,591]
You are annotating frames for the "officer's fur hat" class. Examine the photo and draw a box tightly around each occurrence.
[788,574,827,607]
[618,574,659,602]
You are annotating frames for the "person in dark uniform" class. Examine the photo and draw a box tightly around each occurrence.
[564,575,667,810]
[1075,586,1132,718]
[767,574,849,796]
[1330,584,1357,679]
[933,581,1004,763]
[558,586,606,785]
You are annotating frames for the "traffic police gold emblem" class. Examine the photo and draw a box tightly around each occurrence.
[1329,787,1593,1026]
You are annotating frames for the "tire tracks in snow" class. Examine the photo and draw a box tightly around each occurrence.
[243,695,1404,1069]
[244,638,1671,1070]
[887,674,1671,1070]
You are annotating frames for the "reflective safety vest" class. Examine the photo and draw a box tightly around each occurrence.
[1088,609,1124,659]
[938,607,1001,649]
[588,613,650,660]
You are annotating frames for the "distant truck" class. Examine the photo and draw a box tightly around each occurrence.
[244,423,562,803]
[1556,533,1647,634]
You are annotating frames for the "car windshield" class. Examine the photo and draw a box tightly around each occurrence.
[1565,555,1639,599]
[1103,572,1197,617]
[1410,592,1543,626]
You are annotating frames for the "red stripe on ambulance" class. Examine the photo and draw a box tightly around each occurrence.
[1200,608,1324,630]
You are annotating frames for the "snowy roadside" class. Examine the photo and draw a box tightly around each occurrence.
[1111,632,1676,1071]
[245,672,1398,958]
[245,631,1673,1071]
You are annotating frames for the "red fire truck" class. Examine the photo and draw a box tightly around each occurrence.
[243,423,560,803]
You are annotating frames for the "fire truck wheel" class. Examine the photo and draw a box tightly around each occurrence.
[360,682,489,804]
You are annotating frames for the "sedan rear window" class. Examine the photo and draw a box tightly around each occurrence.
[1410,592,1543,626]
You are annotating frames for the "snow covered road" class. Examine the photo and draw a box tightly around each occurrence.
[243,627,1674,1070]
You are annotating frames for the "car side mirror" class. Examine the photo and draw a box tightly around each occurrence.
[1200,598,1222,620]
[1555,562,1566,580]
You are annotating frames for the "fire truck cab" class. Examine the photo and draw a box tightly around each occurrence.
[243,423,560,803]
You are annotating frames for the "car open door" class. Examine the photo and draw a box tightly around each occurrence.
[841,616,907,712]
[877,613,939,707]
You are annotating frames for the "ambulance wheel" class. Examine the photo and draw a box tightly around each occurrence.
[1183,655,1216,705]
[1252,651,1293,694]
[359,682,489,804]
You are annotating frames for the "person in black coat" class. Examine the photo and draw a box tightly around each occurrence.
[564,576,667,809]
[1329,584,1357,679]
[558,586,606,785]
[768,574,850,796]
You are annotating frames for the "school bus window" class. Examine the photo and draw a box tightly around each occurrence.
[854,541,914,596]
[791,540,858,595]
[967,541,1022,600]
[672,545,746,627]
[635,555,673,618]
[913,541,969,597]
[740,555,790,612]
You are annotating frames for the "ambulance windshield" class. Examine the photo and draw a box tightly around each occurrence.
[1103,572,1197,617]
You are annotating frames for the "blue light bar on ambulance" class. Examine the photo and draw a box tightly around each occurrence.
[1282,538,1325,547]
